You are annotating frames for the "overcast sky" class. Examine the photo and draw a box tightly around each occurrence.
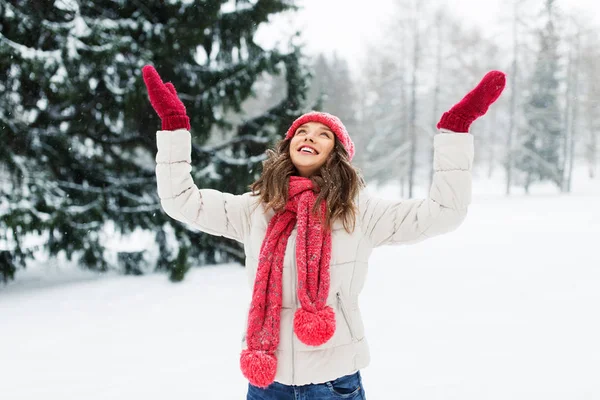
[256,0,600,71]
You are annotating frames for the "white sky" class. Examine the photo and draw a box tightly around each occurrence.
[257,0,600,71]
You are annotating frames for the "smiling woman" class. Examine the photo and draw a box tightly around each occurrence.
[250,111,363,233]
[142,65,505,399]
[289,122,335,177]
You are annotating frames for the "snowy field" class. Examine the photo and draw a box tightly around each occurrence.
[1,171,599,400]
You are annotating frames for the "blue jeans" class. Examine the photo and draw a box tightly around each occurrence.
[247,371,366,400]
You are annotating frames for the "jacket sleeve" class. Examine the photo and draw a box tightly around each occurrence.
[155,129,253,243]
[359,132,474,247]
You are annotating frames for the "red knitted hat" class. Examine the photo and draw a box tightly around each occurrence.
[285,111,355,161]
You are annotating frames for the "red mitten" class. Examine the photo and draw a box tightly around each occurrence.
[437,70,506,133]
[142,65,191,131]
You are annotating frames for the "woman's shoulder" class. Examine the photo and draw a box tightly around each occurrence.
[241,191,273,219]
[355,187,373,206]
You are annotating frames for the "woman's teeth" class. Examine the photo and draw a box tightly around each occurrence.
[300,147,315,154]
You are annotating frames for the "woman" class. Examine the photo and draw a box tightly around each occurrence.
[143,65,506,399]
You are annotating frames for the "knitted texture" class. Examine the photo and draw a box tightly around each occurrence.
[241,176,335,388]
[285,112,355,161]
[437,70,506,133]
[142,65,191,131]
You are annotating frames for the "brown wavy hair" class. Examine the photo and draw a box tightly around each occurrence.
[249,137,365,233]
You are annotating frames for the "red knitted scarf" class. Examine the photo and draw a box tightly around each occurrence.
[240,176,335,387]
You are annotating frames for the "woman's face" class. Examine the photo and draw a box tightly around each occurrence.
[289,122,335,177]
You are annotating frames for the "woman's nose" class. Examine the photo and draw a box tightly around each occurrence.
[303,131,317,141]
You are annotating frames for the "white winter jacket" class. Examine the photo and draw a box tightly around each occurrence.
[155,129,474,386]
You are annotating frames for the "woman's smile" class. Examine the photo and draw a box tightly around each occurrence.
[289,122,334,176]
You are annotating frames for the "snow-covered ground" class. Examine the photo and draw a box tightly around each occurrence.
[1,171,599,399]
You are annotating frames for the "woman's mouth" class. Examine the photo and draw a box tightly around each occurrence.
[298,145,318,155]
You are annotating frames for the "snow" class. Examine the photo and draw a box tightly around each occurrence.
[1,34,61,63]
[220,0,254,13]
[54,0,79,13]
[1,171,599,399]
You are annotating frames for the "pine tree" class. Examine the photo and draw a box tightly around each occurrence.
[516,0,563,192]
[0,0,76,282]
[0,0,309,282]
[308,54,359,127]
[356,45,410,186]
[306,53,361,161]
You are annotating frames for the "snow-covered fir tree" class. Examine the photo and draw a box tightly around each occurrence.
[515,0,564,192]
[0,0,309,282]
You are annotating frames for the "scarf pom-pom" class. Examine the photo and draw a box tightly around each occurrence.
[293,306,336,346]
[240,349,277,388]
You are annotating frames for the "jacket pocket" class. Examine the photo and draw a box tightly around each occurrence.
[336,292,356,341]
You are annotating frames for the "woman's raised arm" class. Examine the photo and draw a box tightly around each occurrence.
[143,65,253,243]
[360,71,506,247]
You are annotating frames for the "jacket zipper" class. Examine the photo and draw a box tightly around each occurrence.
[291,236,297,384]
[337,292,356,341]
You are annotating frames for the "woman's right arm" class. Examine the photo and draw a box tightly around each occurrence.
[155,129,252,242]
[144,66,252,243]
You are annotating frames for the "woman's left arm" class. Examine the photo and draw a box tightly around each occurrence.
[360,70,506,247]
[359,132,473,247]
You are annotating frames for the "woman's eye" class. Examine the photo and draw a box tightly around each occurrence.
[320,132,330,137]
[296,130,306,135]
